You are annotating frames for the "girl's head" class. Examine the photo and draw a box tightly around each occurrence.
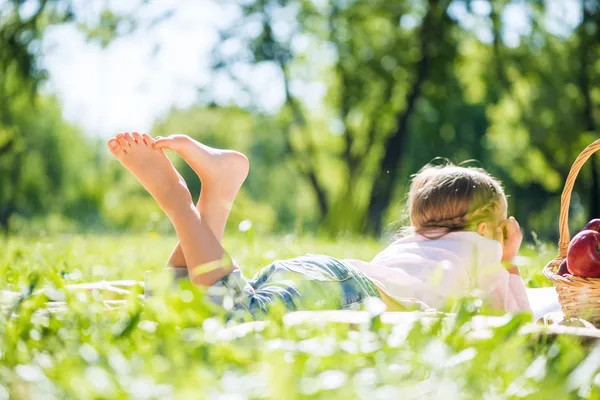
[408,163,507,239]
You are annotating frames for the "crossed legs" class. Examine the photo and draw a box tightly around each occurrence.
[152,134,249,267]
[106,132,247,286]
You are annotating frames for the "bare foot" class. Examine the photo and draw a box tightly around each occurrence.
[107,132,192,213]
[152,134,249,200]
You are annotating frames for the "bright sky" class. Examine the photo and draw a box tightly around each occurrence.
[40,0,228,137]
[39,0,582,138]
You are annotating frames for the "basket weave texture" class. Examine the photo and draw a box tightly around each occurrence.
[543,139,600,323]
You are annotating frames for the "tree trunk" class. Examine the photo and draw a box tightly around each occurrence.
[579,0,600,221]
[0,151,21,231]
[279,64,329,218]
[364,1,437,233]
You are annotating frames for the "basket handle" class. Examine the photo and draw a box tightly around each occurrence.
[558,139,600,259]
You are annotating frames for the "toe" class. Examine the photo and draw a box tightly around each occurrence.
[107,138,125,158]
[142,133,153,145]
[153,134,189,149]
[124,132,135,146]
[116,133,129,149]
[152,136,172,149]
[132,131,143,144]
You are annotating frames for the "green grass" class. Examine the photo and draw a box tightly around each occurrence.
[0,233,597,399]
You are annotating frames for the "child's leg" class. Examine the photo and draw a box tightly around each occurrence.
[152,134,249,267]
[107,132,236,286]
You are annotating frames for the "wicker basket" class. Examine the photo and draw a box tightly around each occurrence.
[543,139,600,323]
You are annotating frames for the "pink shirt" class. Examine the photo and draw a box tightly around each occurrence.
[347,231,531,313]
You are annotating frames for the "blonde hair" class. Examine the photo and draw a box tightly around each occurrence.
[408,162,506,237]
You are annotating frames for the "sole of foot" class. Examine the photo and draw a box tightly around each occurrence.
[153,134,249,199]
[107,132,192,212]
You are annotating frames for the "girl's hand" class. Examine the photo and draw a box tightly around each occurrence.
[500,217,522,263]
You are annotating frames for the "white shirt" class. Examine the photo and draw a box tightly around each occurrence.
[346,231,531,313]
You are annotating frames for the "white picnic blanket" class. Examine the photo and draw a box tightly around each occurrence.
[526,287,560,320]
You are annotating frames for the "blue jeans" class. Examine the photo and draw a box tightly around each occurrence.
[156,255,381,318]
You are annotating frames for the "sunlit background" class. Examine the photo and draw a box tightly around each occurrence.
[1,0,598,239]
[43,0,581,136]
[2,3,600,397]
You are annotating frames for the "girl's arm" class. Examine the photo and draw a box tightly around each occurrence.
[507,270,531,311]
[499,217,522,269]
[503,261,520,276]
[485,269,531,313]
[496,219,530,311]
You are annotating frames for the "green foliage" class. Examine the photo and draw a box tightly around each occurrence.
[1,0,600,241]
[211,0,463,233]
[0,95,106,230]
[0,0,109,231]
[0,0,73,94]
[207,0,600,238]
[0,234,595,399]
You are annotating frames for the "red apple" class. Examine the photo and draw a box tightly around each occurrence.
[584,219,600,232]
[557,259,570,276]
[567,230,600,277]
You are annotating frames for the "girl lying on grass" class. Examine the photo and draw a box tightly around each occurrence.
[103,132,530,317]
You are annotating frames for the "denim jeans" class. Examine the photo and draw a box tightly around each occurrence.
[149,255,380,318]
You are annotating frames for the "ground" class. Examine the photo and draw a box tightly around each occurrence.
[0,233,596,399]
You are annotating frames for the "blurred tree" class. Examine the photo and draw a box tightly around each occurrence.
[0,0,69,228]
[0,94,104,229]
[1,0,598,241]
[577,0,600,220]
[0,1,73,95]
[477,0,599,238]
[211,0,458,234]
[0,0,109,230]
[209,0,600,238]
